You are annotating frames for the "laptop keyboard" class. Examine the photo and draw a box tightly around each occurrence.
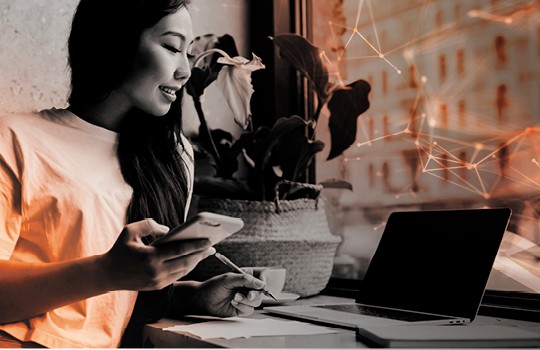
[314,304,448,322]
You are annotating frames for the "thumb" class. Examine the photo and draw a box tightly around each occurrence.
[126,218,170,245]
[239,273,266,290]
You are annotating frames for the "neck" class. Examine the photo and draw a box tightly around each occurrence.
[68,92,131,132]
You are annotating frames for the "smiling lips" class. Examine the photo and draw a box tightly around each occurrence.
[159,86,177,102]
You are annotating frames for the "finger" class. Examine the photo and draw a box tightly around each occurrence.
[158,239,213,260]
[230,300,255,316]
[162,247,216,276]
[241,267,254,276]
[233,291,262,307]
[125,218,170,243]
[259,268,272,282]
[238,273,266,291]
[241,290,263,307]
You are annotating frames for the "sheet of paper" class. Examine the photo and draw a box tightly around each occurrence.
[163,317,339,340]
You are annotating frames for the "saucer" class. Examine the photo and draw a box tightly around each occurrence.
[261,291,300,306]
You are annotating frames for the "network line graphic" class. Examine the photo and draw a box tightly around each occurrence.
[315,0,540,201]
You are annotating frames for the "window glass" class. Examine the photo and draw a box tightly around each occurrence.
[310,0,540,294]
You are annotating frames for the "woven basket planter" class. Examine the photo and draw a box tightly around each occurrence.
[187,196,342,297]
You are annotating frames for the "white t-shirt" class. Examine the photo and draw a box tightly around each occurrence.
[0,108,194,348]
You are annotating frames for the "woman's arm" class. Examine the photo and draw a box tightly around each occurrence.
[0,255,110,324]
[0,219,214,324]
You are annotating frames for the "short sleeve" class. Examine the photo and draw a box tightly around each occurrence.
[0,123,23,260]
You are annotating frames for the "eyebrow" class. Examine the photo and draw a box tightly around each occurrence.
[161,31,186,41]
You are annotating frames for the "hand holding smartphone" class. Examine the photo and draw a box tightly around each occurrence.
[151,212,244,246]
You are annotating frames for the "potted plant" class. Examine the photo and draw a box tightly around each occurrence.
[185,33,371,297]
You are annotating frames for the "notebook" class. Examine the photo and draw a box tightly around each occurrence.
[264,207,512,330]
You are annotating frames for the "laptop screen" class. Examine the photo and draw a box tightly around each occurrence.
[357,207,512,321]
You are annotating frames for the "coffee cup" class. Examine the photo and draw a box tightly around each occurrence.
[242,266,286,296]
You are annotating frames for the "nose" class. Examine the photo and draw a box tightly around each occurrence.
[174,70,190,81]
[174,54,191,81]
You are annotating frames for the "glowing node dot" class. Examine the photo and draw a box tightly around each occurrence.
[475,143,483,150]
[433,141,438,146]
[505,18,513,24]
[414,140,420,146]
[466,163,474,170]
[483,193,491,200]
[397,70,402,75]
[353,27,358,33]
[421,76,428,83]
[378,53,384,58]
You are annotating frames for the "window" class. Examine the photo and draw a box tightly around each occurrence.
[495,35,507,67]
[458,99,466,128]
[456,49,465,75]
[439,54,447,81]
[307,0,540,302]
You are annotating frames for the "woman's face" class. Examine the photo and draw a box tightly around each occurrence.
[118,7,193,116]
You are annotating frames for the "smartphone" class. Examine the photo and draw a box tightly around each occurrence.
[151,211,244,246]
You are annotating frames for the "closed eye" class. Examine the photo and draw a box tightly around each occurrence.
[164,44,181,54]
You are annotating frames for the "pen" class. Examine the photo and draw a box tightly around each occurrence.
[214,252,278,301]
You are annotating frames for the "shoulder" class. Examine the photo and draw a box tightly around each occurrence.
[0,108,65,133]
[0,109,39,129]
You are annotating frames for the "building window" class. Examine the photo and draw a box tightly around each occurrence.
[409,64,419,89]
[459,150,468,180]
[368,117,374,141]
[368,163,375,188]
[496,83,508,123]
[439,54,447,81]
[497,143,510,178]
[382,70,388,95]
[440,103,448,129]
[435,10,443,29]
[441,153,449,182]
[456,49,465,75]
[495,35,507,67]
[383,114,390,139]
[454,4,462,22]
[458,100,466,128]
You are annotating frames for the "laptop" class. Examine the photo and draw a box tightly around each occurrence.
[264,207,512,329]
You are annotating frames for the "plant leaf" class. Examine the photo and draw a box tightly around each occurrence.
[326,79,371,160]
[187,34,240,98]
[273,33,333,103]
[271,130,324,181]
[215,53,265,129]
[260,115,311,171]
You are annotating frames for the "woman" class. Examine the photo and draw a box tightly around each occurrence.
[0,0,264,347]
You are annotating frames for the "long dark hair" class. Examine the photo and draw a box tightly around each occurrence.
[67,0,192,230]
[67,1,193,345]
